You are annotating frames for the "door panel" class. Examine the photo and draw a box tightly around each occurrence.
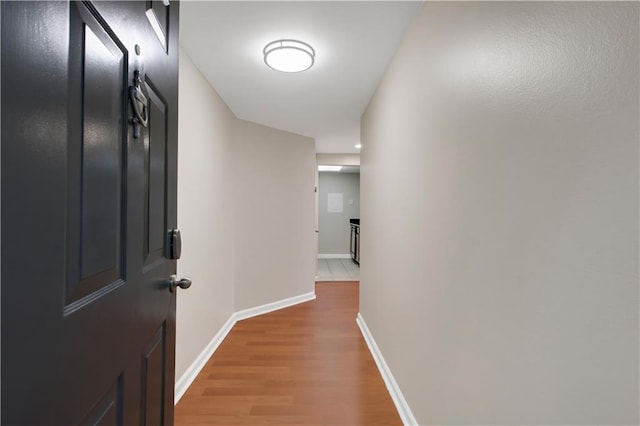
[80,24,123,278]
[142,324,167,426]
[80,375,124,426]
[66,2,128,309]
[2,1,180,424]
[146,0,169,52]
[144,80,168,266]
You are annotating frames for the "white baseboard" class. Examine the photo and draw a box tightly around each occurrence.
[174,291,316,404]
[174,314,235,403]
[234,291,316,322]
[318,254,351,259]
[356,312,418,426]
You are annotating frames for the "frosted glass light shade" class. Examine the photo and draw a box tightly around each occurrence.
[264,39,315,73]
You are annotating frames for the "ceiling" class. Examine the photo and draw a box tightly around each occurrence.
[180,1,422,153]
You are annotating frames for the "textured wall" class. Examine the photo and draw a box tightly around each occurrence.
[233,120,317,310]
[360,2,639,424]
[316,153,360,166]
[176,54,317,383]
[176,51,236,381]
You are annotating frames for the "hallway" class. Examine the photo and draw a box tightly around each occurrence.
[175,282,400,425]
[1,1,637,423]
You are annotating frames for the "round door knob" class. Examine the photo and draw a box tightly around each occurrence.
[169,275,192,292]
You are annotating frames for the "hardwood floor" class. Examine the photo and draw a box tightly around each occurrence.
[175,282,402,425]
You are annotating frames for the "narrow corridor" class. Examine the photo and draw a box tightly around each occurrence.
[175,282,400,425]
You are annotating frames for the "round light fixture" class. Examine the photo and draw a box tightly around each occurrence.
[355,143,362,149]
[263,39,315,73]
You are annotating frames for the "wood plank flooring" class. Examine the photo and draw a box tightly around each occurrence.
[174,282,401,425]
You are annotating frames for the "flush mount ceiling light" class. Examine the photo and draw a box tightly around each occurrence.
[263,39,315,73]
[318,165,342,172]
[355,143,362,149]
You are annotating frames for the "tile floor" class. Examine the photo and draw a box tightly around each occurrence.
[316,257,360,281]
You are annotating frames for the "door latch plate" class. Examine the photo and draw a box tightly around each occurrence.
[168,229,182,260]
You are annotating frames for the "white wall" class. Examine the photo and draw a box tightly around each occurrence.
[176,52,317,384]
[360,2,639,425]
[316,153,360,166]
[233,120,316,310]
[176,51,236,380]
[318,172,360,255]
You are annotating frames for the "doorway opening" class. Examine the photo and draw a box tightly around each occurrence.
[315,163,360,281]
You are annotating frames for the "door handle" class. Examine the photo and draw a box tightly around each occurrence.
[168,275,192,292]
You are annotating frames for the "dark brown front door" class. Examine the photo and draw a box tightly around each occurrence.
[2,1,181,424]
